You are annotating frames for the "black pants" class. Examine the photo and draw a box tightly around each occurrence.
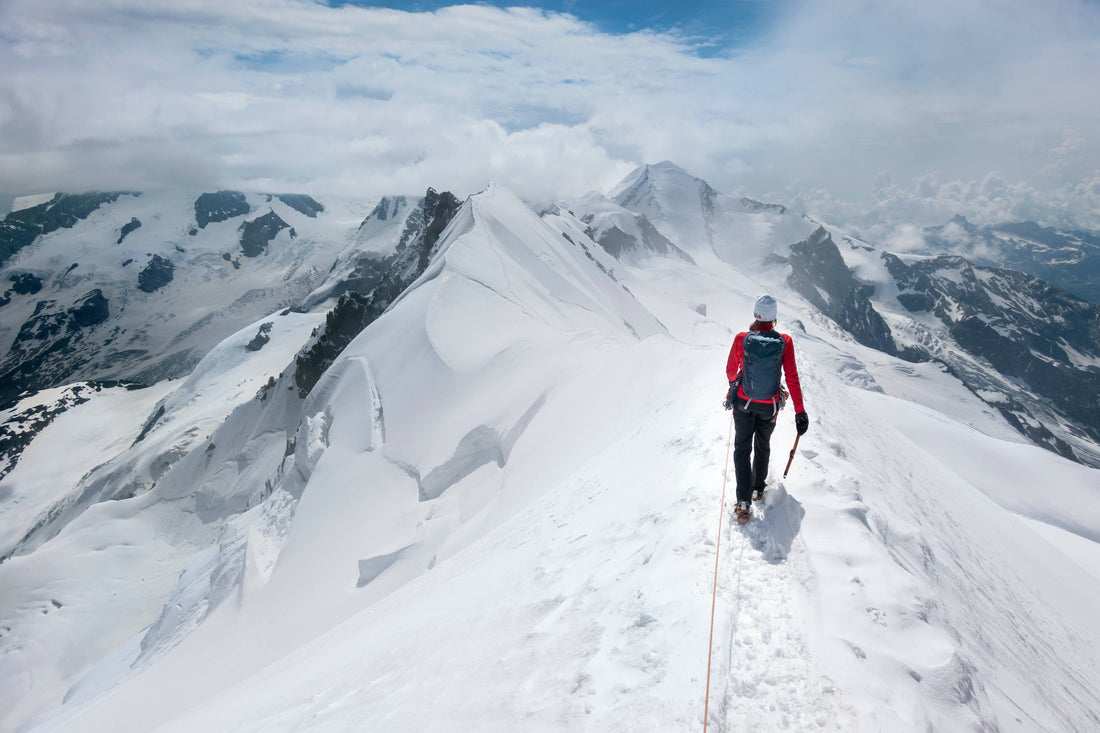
[733,400,777,504]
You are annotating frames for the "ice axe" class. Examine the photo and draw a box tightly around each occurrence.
[782,434,800,479]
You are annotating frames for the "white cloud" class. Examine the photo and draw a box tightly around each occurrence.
[883,223,926,254]
[0,0,1098,233]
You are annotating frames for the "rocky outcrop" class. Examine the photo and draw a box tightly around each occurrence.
[1,193,131,267]
[274,194,324,218]
[0,273,43,308]
[295,188,461,397]
[117,217,142,244]
[923,216,1100,304]
[137,254,174,293]
[0,382,138,483]
[246,322,273,352]
[323,188,462,304]
[294,292,376,397]
[740,197,787,215]
[883,252,1100,457]
[786,227,913,359]
[239,211,290,257]
[0,290,112,408]
[366,197,399,222]
[194,191,249,229]
[12,289,109,339]
[10,273,42,295]
[586,212,695,265]
[70,289,110,328]
[400,188,463,275]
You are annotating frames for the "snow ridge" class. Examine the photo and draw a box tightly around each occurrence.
[1,171,1098,733]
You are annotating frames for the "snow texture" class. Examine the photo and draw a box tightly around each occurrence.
[1,172,1098,733]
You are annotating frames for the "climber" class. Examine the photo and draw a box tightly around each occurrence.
[723,294,809,524]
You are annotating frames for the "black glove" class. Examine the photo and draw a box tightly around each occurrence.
[795,411,809,435]
[723,379,737,410]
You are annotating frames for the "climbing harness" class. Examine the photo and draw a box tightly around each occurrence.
[703,408,735,732]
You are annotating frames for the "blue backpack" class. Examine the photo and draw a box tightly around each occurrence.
[741,330,785,401]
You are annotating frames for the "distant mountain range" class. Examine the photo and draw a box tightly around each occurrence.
[3,170,1098,475]
[2,164,1099,732]
[922,215,1100,304]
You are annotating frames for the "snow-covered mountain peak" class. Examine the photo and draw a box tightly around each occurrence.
[1,168,1098,733]
[401,183,665,363]
[605,162,816,266]
[609,160,718,230]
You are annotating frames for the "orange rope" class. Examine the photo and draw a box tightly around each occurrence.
[703,408,735,732]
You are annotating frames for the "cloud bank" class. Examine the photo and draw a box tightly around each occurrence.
[1,0,1098,232]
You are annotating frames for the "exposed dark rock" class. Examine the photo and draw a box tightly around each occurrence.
[137,254,174,293]
[246,322,273,351]
[740,197,788,215]
[295,292,377,397]
[787,227,915,359]
[15,300,69,343]
[117,217,142,244]
[923,218,1100,304]
[884,253,939,314]
[1,193,133,267]
[563,232,616,280]
[122,258,133,267]
[239,210,289,257]
[401,188,462,274]
[275,194,324,218]
[0,343,74,409]
[586,213,695,265]
[2,290,110,404]
[0,383,106,481]
[195,191,249,228]
[325,255,389,303]
[133,404,166,445]
[322,189,461,304]
[70,289,110,328]
[883,252,1100,458]
[10,273,42,295]
[367,197,398,222]
[2,274,42,308]
[295,189,462,397]
[0,293,113,409]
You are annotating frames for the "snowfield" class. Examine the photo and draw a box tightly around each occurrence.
[1,179,1098,732]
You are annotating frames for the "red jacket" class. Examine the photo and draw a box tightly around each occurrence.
[725,325,805,413]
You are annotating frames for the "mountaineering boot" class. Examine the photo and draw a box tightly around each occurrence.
[735,501,751,525]
[751,487,765,504]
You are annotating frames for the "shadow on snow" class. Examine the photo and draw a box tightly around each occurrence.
[739,483,804,564]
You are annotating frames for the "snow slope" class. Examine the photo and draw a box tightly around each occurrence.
[0,310,323,728]
[4,182,1099,732]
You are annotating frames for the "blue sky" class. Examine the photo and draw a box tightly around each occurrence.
[331,1,781,49]
[2,0,1099,234]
